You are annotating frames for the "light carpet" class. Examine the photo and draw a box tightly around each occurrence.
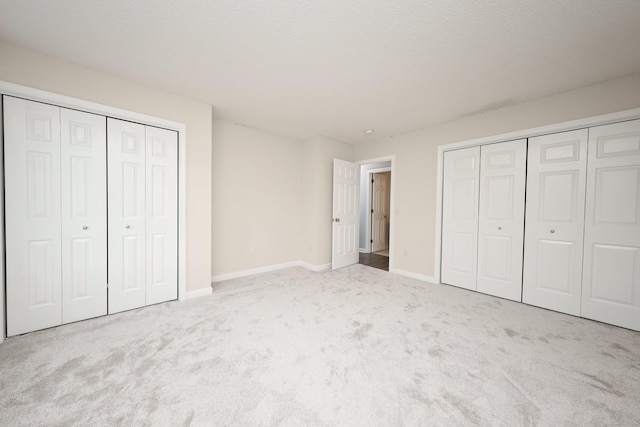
[1,265,639,426]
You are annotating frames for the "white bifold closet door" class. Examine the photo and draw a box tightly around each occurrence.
[441,147,480,290]
[522,129,588,316]
[107,118,178,314]
[581,119,640,331]
[476,140,526,301]
[442,141,526,300]
[5,96,107,336]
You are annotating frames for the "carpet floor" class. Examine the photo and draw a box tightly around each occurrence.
[1,264,639,426]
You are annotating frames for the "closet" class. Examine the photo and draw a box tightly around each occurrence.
[3,96,178,336]
[581,120,640,331]
[107,118,178,314]
[441,139,526,302]
[5,96,107,335]
[522,129,588,316]
[441,119,640,332]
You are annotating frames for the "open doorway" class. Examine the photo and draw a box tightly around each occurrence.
[358,160,392,271]
[331,156,395,272]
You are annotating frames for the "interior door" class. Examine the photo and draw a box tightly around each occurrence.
[145,126,178,305]
[332,159,359,269]
[108,118,146,314]
[476,139,527,301]
[61,108,107,323]
[522,129,588,316]
[371,172,390,253]
[441,147,480,290]
[4,96,63,336]
[581,119,640,331]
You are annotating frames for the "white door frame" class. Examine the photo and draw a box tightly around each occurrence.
[364,166,391,253]
[357,156,396,269]
[0,80,189,344]
[434,107,640,285]
[0,95,5,342]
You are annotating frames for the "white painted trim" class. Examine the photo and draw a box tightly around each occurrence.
[0,81,189,341]
[390,268,437,284]
[211,261,300,283]
[0,99,4,344]
[184,287,213,300]
[434,107,640,286]
[356,155,396,270]
[367,167,392,174]
[211,260,332,283]
[298,261,332,272]
[438,107,640,153]
[434,142,444,285]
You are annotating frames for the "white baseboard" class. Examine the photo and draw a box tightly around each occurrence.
[298,261,332,272]
[211,260,332,283]
[211,261,300,283]
[182,287,213,300]
[390,267,437,284]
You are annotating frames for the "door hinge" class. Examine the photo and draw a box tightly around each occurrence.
[372,179,374,183]
[370,239,373,243]
[371,209,374,213]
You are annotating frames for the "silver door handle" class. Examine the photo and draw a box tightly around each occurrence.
[550,229,555,233]
[126,225,131,229]
[334,218,340,223]
[82,226,88,230]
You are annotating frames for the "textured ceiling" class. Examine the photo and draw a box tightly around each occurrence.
[1,0,640,143]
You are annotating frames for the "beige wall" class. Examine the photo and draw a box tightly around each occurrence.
[0,41,213,292]
[354,72,640,279]
[3,40,640,292]
[300,136,354,266]
[211,120,302,277]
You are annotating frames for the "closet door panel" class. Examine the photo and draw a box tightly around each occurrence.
[61,108,107,323]
[145,126,178,305]
[4,96,62,336]
[523,129,588,316]
[477,139,527,302]
[441,147,480,290]
[108,118,146,314]
[582,119,640,331]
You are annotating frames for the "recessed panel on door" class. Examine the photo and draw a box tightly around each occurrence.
[332,159,359,269]
[145,126,178,305]
[441,147,480,290]
[61,108,107,323]
[108,118,146,314]
[523,129,588,316]
[4,96,62,336]
[477,140,527,301]
[582,119,640,331]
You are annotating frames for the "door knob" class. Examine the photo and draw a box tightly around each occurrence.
[550,229,555,233]
[334,218,340,223]
[82,226,88,230]
[126,225,131,229]
[497,227,502,230]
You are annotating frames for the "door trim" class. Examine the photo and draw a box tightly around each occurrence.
[0,80,188,343]
[435,106,640,285]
